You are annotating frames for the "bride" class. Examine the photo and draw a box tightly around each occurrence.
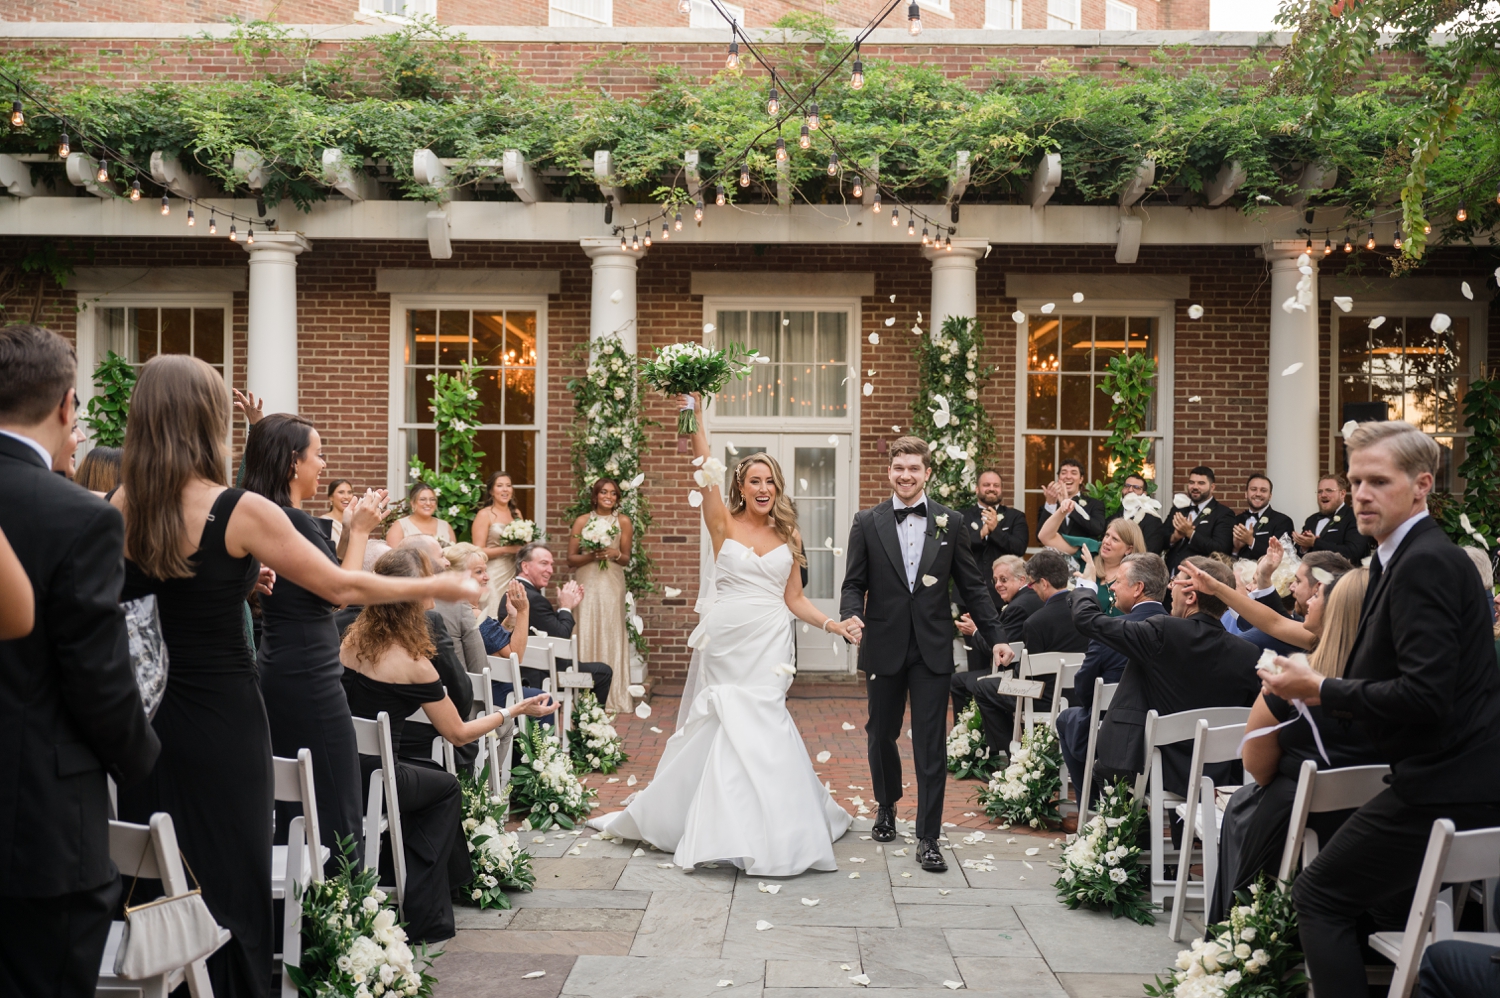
[588,393,857,875]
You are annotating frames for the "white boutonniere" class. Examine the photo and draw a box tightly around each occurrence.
[1332,515,1341,523]
[1259,516,1268,526]
[933,512,949,535]
[922,574,939,587]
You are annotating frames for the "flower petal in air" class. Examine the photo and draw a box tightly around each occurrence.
[1333,296,1353,312]
[1173,493,1191,509]
[885,316,896,327]
[1340,420,1359,441]
[816,750,831,763]
[1369,316,1386,329]
[889,294,896,303]
[688,490,703,508]
[842,722,856,731]
[663,587,681,599]
[1188,395,1201,403]
[1187,304,1204,319]
[1040,302,1055,314]
[863,383,874,397]
[1281,362,1304,376]
[1011,310,1026,324]
[1461,281,1473,300]
[1431,313,1452,333]
[1072,292,1085,303]
[703,322,715,334]
[868,332,880,345]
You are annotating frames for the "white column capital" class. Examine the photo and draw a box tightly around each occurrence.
[241,230,312,258]
[580,236,645,265]
[923,238,988,332]
[1262,239,1318,266]
[582,237,644,352]
[244,230,309,417]
[921,237,989,266]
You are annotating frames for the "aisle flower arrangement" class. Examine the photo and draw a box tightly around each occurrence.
[946,701,1000,780]
[639,339,760,434]
[456,768,534,911]
[1145,876,1305,998]
[509,723,596,830]
[977,722,1062,828]
[1053,779,1156,926]
[286,837,436,998]
[909,316,995,510]
[569,690,628,773]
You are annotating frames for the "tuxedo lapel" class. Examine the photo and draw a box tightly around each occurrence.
[916,511,942,582]
[873,503,906,585]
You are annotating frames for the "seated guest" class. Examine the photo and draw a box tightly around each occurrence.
[1038,501,1146,615]
[1417,940,1500,997]
[1230,473,1296,561]
[1041,459,1106,540]
[1056,552,1169,824]
[340,548,555,943]
[1165,466,1236,572]
[952,555,1038,718]
[502,542,613,706]
[1070,556,1261,798]
[1230,542,1352,656]
[971,549,1089,755]
[1292,473,1370,564]
[1120,474,1170,554]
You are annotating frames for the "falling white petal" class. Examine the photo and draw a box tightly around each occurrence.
[782,318,789,326]
[1431,312,1452,333]
[691,455,705,466]
[773,663,796,676]
[1340,419,1359,441]
[1462,281,1473,300]
[889,294,896,302]
[842,721,857,731]
[1188,395,1202,403]
[868,332,881,345]
[703,322,715,334]
[1369,316,1386,329]
[891,425,901,433]
[608,289,623,304]
[522,971,547,979]
[799,478,808,490]
[688,490,703,507]
[816,750,832,763]
[624,472,645,489]
[863,382,874,396]
[885,316,896,327]
[1040,302,1055,314]
[1187,304,1204,319]
[1333,296,1353,312]
[828,435,839,445]
[1011,310,1026,324]
[1281,362,1304,376]
[635,701,651,719]
[663,587,681,599]
[755,355,771,364]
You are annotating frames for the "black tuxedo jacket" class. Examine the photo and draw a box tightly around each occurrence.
[1049,493,1107,540]
[969,586,1044,660]
[1300,504,1370,564]
[1071,589,1261,795]
[1073,600,1167,713]
[1136,513,1170,555]
[504,578,575,640]
[1022,592,1091,657]
[840,498,1003,676]
[958,503,1028,615]
[1321,516,1500,805]
[0,435,160,896]
[1165,498,1235,571]
[1231,506,1296,560]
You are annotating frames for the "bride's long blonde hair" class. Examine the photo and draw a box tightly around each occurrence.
[727,454,806,567]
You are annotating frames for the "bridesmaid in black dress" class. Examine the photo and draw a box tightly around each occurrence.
[112,356,482,997]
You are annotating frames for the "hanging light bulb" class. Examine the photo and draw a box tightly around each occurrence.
[807,103,820,131]
[852,178,863,200]
[661,220,670,241]
[1323,237,1333,256]
[1392,228,1402,250]
[228,222,238,242]
[694,200,704,222]
[208,212,217,235]
[1423,221,1432,235]
[1304,236,1313,254]
[891,207,900,226]
[187,206,195,227]
[129,180,141,202]
[850,42,864,90]
[643,228,653,248]
[160,194,170,216]
[96,158,108,183]
[775,137,787,162]
[945,233,953,251]
[9,94,23,128]
[620,231,629,251]
[739,162,750,187]
[799,124,810,150]
[1342,234,1353,254]
[907,216,916,236]
[246,225,255,245]
[907,1,922,35]
[632,231,641,251]
[1455,198,1468,222]
[920,226,930,246]
[767,87,779,117]
[872,189,881,214]
[827,152,839,176]
[1365,228,1376,251]
[678,0,691,13]
[56,132,69,158]
[726,38,739,70]
[715,183,725,206]
[674,211,683,231]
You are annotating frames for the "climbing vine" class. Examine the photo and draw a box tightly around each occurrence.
[1434,370,1500,559]
[406,361,485,542]
[1084,352,1158,517]
[909,315,994,510]
[81,350,136,448]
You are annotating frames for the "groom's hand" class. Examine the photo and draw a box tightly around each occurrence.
[843,615,864,645]
[992,643,1016,670]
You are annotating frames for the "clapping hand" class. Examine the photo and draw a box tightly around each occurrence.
[559,580,583,610]
[1232,523,1255,551]
[1254,536,1283,589]
[979,506,998,536]
[1078,545,1097,583]
[232,389,264,425]
[345,488,387,533]
[1292,529,1317,551]
[1172,511,1194,540]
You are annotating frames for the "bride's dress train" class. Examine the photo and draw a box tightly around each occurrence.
[588,539,851,876]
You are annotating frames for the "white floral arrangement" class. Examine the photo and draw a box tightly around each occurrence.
[457,768,534,910]
[912,316,994,508]
[977,721,1062,828]
[638,339,760,434]
[946,701,1000,781]
[497,518,538,545]
[1053,778,1156,925]
[509,723,597,830]
[568,690,628,773]
[1146,876,1304,998]
[1267,536,1302,598]
[578,514,620,570]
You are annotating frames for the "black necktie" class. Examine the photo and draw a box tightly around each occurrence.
[1361,553,1383,615]
[895,503,927,523]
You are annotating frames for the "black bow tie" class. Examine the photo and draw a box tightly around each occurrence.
[894,503,927,523]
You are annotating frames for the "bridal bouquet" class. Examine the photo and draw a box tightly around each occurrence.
[497,518,539,546]
[1146,876,1304,998]
[578,515,620,570]
[977,722,1062,828]
[285,837,436,998]
[457,767,534,910]
[946,702,1000,781]
[639,340,761,434]
[1053,779,1155,925]
[569,691,628,773]
[510,724,597,830]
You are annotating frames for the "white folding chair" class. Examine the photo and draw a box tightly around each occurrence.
[1371,819,1500,998]
[271,750,327,997]
[97,813,230,998]
[1276,760,1391,881]
[351,712,406,916]
[467,666,510,795]
[990,641,1024,675]
[1168,719,1248,941]
[1008,650,1085,748]
[1077,678,1119,826]
[533,633,594,735]
[1047,658,1086,809]
[489,652,531,735]
[1135,705,1253,907]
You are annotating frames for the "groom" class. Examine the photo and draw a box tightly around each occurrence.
[841,438,1008,872]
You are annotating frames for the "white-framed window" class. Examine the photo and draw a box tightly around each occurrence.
[703,299,860,425]
[1106,0,1138,29]
[387,296,546,521]
[985,0,1020,29]
[689,0,745,28]
[1046,0,1080,29]
[1013,300,1175,537]
[550,0,611,26]
[359,0,436,16]
[916,0,954,15]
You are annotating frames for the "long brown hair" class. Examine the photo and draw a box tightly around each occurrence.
[727,453,806,567]
[480,471,523,518]
[121,355,230,579]
[343,549,435,664]
[1309,567,1367,679]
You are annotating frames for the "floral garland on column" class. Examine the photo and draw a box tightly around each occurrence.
[909,316,995,510]
[1083,352,1159,518]
[565,335,656,657]
[406,360,485,542]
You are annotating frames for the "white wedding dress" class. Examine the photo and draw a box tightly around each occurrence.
[588,539,852,875]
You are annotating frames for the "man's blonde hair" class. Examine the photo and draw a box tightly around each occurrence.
[1345,421,1439,480]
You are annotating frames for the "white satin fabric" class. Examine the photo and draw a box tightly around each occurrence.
[588,539,852,875]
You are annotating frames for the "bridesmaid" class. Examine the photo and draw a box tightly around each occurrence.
[566,477,633,714]
[385,481,455,548]
[470,471,524,617]
[317,477,354,548]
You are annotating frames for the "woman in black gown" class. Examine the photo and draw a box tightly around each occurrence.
[340,548,557,942]
[112,356,481,997]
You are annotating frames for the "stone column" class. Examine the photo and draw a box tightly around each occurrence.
[242,231,311,416]
[1265,241,1320,520]
[921,237,990,332]
[581,237,645,352]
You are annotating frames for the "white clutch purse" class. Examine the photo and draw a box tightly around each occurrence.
[114,853,222,979]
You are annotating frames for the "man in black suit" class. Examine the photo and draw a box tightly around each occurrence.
[0,324,161,998]
[1164,465,1235,573]
[1070,554,1261,797]
[959,469,1029,616]
[1264,422,1500,998]
[951,555,1038,717]
[1121,473,1169,554]
[1292,473,1371,565]
[504,542,612,707]
[971,549,1090,756]
[1230,473,1296,561]
[841,438,1005,871]
[1041,458,1106,540]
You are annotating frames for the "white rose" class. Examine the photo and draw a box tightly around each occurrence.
[1234,943,1252,959]
[1240,927,1256,942]
[1223,970,1241,986]
[1109,867,1128,883]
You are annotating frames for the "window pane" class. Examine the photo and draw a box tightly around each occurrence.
[407,310,436,366]
[1093,316,1126,372]
[1368,377,1404,420]
[193,309,224,366]
[160,308,191,357]
[1028,375,1058,430]
[1024,435,1053,490]
[1367,319,1404,378]
[503,367,536,425]
[785,313,815,363]
[437,311,469,367]
[1028,318,1059,371]
[135,308,158,362]
[474,367,504,425]
[1060,316,1092,372]
[1058,436,1090,478]
[407,428,437,476]
[506,312,538,367]
[98,307,128,364]
[473,312,507,366]
[747,311,780,360]
[1432,437,1457,493]
[405,368,433,425]
[1127,317,1156,358]
[1092,382,1116,431]
[818,313,847,363]
[1060,374,1091,430]
[715,312,750,416]
[504,430,537,488]
[725,446,768,491]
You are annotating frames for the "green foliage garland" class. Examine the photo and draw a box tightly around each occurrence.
[81,350,136,448]
[1146,875,1305,998]
[406,361,484,543]
[1434,370,1500,557]
[1084,352,1159,517]
[910,316,995,510]
[457,767,534,911]
[1054,778,1155,926]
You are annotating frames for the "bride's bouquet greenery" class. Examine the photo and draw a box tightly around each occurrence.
[638,340,761,434]
[946,702,1001,780]
[976,722,1062,828]
[578,514,620,570]
[569,690,627,773]
[456,767,534,911]
[1053,779,1155,926]
[1146,875,1305,998]
[510,723,597,830]
[285,836,436,998]
[497,518,539,545]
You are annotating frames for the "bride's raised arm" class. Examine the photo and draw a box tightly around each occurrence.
[686,392,731,555]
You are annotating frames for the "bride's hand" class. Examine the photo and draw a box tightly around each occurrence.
[827,619,859,644]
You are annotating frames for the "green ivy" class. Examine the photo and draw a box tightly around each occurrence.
[1435,371,1500,558]
[1084,352,1158,517]
[406,361,485,542]
[909,315,994,510]
[80,350,136,448]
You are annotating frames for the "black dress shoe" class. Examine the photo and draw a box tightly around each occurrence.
[871,806,896,842]
[917,837,948,873]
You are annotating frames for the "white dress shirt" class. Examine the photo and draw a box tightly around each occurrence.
[892,492,927,591]
[0,428,53,469]
[1376,510,1428,568]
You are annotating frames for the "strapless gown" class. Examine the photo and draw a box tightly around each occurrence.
[588,539,851,876]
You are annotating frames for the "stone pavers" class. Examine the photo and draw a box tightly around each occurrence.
[430,682,1183,997]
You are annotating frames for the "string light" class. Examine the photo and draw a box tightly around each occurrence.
[766,87,779,117]
[827,152,838,176]
[56,132,68,158]
[1342,233,1352,254]
[661,220,670,241]
[726,38,739,71]
[775,136,787,162]
[187,205,195,226]
[208,212,217,235]
[632,230,641,251]
[907,1,922,35]
[907,216,915,236]
[1323,238,1332,256]
[1392,227,1402,250]
[643,228,652,248]
[1423,221,1432,235]
[920,226,930,246]
[129,180,141,202]
[1365,228,1376,251]
[246,224,254,245]
[1304,235,1313,254]
[9,92,22,128]
[739,162,750,187]
[95,158,108,183]
[945,233,953,251]
[1455,197,1468,222]
[619,231,628,251]
[160,194,170,216]
[715,183,725,206]
[799,124,810,150]
[694,199,704,222]
[228,222,238,241]
[850,42,864,90]
[852,178,863,200]
[674,210,684,231]
[806,103,820,130]
[872,188,881,213]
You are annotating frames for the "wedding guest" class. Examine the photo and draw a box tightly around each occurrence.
[1121,474,1170,554]
[74,444,121,495]
[50,421,85,479]
[341,548,555,942]
[1164,466,1235,572]
[317,478,355,547]
[470,471,525,617]
[386,481,455,548]
[959,469,1029,615]
[1266,422,1500,998]
[1230,541,1351,656]
[1293,474,1370,564]
[112,355,477,997]
[0,324,158,998]
[1416,940,1500,997]
[436,542,496,675]
[1038,500,1146,615]
[1041,458,1105,540]
[1230,473,1296,560]
[567,477,634,713]
[504,543,614,706]
[951,555,1038,718]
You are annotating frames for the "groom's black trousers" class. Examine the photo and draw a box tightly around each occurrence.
[866,630,949,840]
